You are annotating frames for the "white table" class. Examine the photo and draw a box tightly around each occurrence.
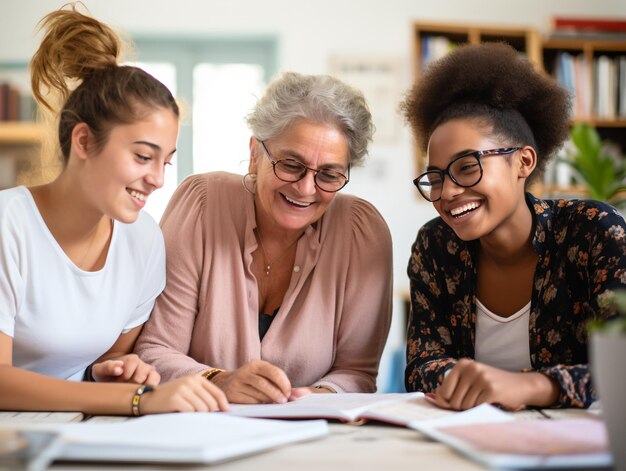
[0,408,606,471]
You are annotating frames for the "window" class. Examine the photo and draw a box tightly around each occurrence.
[131,38,276,221]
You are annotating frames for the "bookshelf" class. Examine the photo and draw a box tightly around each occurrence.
[412,22,542,173]
[0,62,45,188]
[542,37,626,150]
[413,22,542,77]
[0,122,42,145]
[0,122,43,189]
[411,21,626,198]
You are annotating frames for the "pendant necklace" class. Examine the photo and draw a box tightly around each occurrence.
[256,232,300,277]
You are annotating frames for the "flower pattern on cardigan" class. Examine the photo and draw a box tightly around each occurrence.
[405,193,626,408]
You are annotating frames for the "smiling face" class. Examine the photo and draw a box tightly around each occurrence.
[249,120,350,235]
[426,118,533,242]
[80,107,179,224]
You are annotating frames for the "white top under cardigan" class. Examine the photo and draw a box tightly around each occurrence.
[0,186,165,381]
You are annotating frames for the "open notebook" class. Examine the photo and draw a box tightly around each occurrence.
[0,413,328,467]
[413,413,612,469]
[229,392,463,426]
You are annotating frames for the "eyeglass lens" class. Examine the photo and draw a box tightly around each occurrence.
[273,159,348,192]
[417,155,482,201]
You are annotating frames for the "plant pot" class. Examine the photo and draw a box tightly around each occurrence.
[590,332,626,471]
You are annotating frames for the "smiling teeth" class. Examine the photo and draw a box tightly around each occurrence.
[450,202,480,216]
[285,195,311,207]
[129,190,146,202]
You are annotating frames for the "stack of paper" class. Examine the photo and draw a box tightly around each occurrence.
[1,413,328,466]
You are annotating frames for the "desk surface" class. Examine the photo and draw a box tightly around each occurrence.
[0,408,605,471]
[51,423,486,471]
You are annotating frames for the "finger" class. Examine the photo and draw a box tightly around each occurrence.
[431,391,453,410]
[229,387,267,404]
[459,384,484,411]
[181,387,211,412]
[119,357,140,381]
[288,387,312,401]
[244,375,289,404]
[252,363,292,398]
[128,363,154,385]
[441,364,476,411]
[195,383,225,412]
[93,360,124,379]
[145,369,161,387]
[437,366,461,402]
[447,379,473,411]
[171,396,196,413]
[202,382,230,411]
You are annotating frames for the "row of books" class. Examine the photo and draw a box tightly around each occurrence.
[0,82,36,122]
[554,53,626,119]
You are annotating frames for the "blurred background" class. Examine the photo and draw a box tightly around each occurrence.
[1,0,625,392]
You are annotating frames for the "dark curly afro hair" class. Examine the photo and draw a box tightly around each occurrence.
[400,42,571,183]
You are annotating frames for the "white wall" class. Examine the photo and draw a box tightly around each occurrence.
[2,0,624,390]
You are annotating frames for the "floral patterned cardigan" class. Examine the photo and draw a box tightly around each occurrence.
[405,193,626,408]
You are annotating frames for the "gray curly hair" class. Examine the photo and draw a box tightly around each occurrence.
[246,71,374,166]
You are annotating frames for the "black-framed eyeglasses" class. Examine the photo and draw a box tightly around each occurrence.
[259,140,350,193]
[413,147,522,202]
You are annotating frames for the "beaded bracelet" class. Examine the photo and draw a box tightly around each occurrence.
[131,385,154,416]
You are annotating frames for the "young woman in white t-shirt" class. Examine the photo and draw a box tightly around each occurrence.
[0,4,228,415]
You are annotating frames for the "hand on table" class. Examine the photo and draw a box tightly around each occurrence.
[141,374,230,413]
[92,353,160,386]
[211,360,292,404]
[431,359,559,411]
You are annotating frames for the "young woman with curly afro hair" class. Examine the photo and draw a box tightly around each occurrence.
[401,42,626,411]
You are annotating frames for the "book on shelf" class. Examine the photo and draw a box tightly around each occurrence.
[554,52,626,120]
[617,55,626,118]
[420,36,458,70]
[0,81,36,122]
[553,17,626,33]
[550,17,626,41]
[0,413,328,466]
[414,415,612,469]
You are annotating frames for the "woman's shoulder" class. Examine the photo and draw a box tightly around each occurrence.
[538,196,624,231]
[330,193,390,237]
[162,172,246,223]
[0,186,30,208]
[0,186,36,227]
[172,172,244,208]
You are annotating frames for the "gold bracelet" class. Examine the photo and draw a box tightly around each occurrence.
[201,368,224,381]
[131,385,154,416]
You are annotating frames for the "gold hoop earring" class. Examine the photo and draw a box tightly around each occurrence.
[242,173,257,194]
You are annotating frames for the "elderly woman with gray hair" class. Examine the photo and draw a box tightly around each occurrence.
[135,72,392,404]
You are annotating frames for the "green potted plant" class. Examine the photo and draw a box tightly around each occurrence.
[589,291,626,471]
[561,123,626,210]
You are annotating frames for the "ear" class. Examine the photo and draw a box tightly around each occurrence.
[517,146,537,179]
[248,136,258,174]
[71,123,92,161]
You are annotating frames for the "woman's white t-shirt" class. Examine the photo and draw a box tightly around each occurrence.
[474,298,532,372]
[0,186,165,381]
